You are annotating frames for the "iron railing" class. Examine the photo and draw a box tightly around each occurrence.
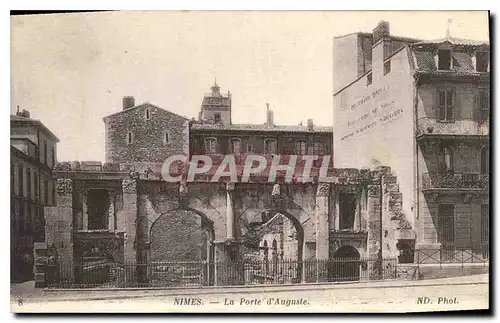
[416,117,489,137]
[421,172,489,190]
[415,245,489,267]
[46,257,403,289]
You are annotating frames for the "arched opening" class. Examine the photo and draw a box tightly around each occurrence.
[330,245,361,282]
[149,207,215,286]
[261,209,305,284]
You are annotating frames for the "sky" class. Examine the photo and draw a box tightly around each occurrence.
[10,11,489,162]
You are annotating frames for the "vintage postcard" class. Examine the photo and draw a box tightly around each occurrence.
[10,10,490,313]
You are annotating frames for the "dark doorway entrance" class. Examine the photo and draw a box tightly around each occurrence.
[87,189,109,230]
[339,193,356,230]
[329,245,361,282]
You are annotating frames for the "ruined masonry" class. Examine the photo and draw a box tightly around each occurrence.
[35,160,415,286]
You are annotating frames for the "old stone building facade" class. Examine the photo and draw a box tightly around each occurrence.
[103,96,190,164]
[333,21,490,258]
[11,109,59,282]
[39,82,415,286]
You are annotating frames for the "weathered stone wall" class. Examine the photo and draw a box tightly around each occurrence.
[104,104,189,164]
[44,206,73,282]
[149,210,205,261]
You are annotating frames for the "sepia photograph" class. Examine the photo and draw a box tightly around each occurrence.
[9,10,490,314]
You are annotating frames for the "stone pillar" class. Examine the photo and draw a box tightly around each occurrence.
[367,183,382,260]
[315,183,330,261]
[226,183,235,240]
[333,189,340,231]
[55,178,73,208]
[354,188,361,230]
[122,177,138,282]
[108,190,115,232]
[213,241,226,286]
[82,191,88,231]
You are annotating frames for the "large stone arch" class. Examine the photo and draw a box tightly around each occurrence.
[139,184,225,247]
[149,207,215,262]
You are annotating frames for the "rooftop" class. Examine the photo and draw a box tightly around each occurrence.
[191,122,333,134]
[102,102,189,120]
[10,114,60,142]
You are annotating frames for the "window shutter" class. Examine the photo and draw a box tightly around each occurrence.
[437,90,446,120]
[446,90,455,121]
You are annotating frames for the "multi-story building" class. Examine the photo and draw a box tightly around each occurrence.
[11,109,59,282]
[99,83,333,264]
[190,82,333,167]
[333,21,490,258]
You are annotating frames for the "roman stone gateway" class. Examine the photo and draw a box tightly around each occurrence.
[43,160,414,285]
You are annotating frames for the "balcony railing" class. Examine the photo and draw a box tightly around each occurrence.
[421,171,489,190]
[416,118,489,137]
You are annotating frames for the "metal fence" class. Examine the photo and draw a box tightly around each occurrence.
[46,257,404,289]
[415,246,489,267]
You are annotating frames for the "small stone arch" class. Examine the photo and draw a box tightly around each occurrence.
[329,245,361,282]
[262,209,305,282]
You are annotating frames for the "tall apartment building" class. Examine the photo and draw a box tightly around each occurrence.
[333,21,490,256]
[11,109,59,282]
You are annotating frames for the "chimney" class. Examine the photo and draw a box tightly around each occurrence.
[122,96,135,110]
[266,103,274,126]
[372,21,391,60]
[307,119,314,131]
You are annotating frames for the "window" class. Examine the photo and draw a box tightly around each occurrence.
[145,108,150,120]
[437,144,454,173]
[476,51,489,72]
[87,189,109,230]
[478,90,490,123]
[11,163,14,192]
[264,138,277,154]
[438,204,455,245]
[51,147,56,168]
[27,169,32,198]
[438,49,452,70]
[127,131,133,144]
[163,132,170,145]
[44,180,49,205]
[313,141,325,155]
[481,204,489,242]
[339,193,356,230]
[214,113,221,124]
[437,89,455,121]
[204,138,217,154]
[294,140,307,155]
[52,180,56,205]
[480,146,489,174]
[383,60,391,75]
[367,73,372,86]
[230,138,242,154]
[34,171,38,201]
[18,165,23,197]
[247,144,254,153]
[43,141,47,165]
